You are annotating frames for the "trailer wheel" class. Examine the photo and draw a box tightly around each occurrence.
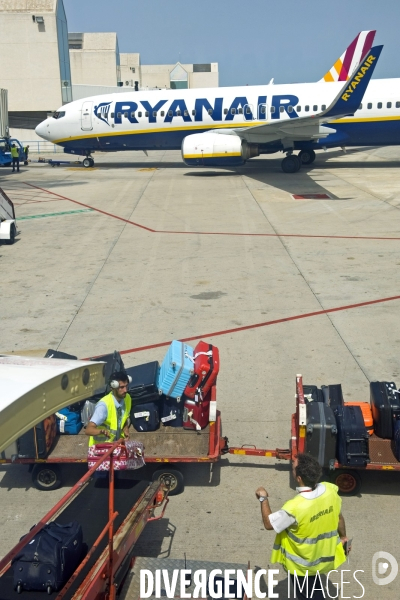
[5,223,16,245]
[152,468,184,496]
[32,464,62,491]
[331,469,361,496]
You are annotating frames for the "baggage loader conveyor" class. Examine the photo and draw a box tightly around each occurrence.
[226,374,400,496]
[0,442,169,600]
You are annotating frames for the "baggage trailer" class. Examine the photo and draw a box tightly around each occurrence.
[0,442,169,600]
[227,374,400,496]
[1,387,227,495]
[0,186,17,244]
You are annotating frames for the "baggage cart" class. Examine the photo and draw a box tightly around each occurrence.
[0,386,226,495]
[226,374,400,496]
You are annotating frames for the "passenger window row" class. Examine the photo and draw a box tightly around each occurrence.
[358,101,400,110]
[112,99,400,121]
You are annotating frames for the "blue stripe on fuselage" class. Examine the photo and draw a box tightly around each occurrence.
[60,118,400,155]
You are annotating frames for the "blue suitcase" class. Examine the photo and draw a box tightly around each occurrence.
[131,402,160,432]
[158,341,194,400]
[56,407,83,435]
[161,396,183,427]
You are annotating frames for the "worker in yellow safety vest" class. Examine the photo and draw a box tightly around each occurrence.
[11,144,20,173]
[85,370,132,447]
[255,453,348,599]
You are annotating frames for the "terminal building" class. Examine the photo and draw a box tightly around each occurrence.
[0,0,219,142]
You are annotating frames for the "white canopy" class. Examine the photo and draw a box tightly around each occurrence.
[0,355,105,452]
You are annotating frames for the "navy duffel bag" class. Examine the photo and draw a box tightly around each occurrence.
[13,521,85,594]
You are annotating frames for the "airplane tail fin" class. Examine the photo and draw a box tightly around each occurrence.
[323,45,383,119]
[319,30,376,82]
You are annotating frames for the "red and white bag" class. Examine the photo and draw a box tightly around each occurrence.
[183,341,220,400]
[88,441,145,471]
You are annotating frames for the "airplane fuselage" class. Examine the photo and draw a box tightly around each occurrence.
[35,78,400,156]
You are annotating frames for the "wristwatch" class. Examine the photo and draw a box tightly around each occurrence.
[259,496,266,502]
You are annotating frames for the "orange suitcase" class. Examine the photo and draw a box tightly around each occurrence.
[345,402,374,435]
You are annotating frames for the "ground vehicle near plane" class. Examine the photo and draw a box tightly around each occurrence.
[0,187,17,244]
[35,34,393,174]
[0,137,27,167]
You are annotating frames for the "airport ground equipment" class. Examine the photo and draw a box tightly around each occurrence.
[0,186,17,244]
[226,375,400,496]
[0,441,169,600]
[1,385,225,495]
[48,159,83,167]
[2,355,397,496]
[0,137,27,167]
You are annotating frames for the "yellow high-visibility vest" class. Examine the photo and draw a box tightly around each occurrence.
[270,482,346,576]
[88,392,131,447]
[11,146,19,158]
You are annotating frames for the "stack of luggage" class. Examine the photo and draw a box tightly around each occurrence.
[304,382,371,469]
[303,379,400,468]
[129,340,220,433]
[37,342,219,444]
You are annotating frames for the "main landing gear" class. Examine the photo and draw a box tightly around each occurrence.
[83,154,95,168]
[280,149,316,173]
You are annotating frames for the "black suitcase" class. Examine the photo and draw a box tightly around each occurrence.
[44,349,78,360]
[131,402,160,432]
[305,403,337,469]
[303,385,324,403]
[88,350,125,394]
[161,395,184,427]
[393,419,400,462]
[335,405,370,467]
[12,521,85,594]
[18,416,57,459]
[322,384,344,410]
[126,362,160,405]
[370,381,400,439]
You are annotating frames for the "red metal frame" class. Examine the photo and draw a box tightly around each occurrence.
[0,441,168,600]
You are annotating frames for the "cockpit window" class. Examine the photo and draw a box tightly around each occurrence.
[53,111,66,119]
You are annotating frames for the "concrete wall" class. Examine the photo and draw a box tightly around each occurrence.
[69,33,120,87]
[72,84,134,102]
[0,0,63,111]
[119,52,140,87]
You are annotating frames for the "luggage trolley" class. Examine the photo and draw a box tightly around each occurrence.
[0,441,169,600]
[226,374,400,496]
[1,386,227,496]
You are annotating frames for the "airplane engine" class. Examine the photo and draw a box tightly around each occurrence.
[181,133,259,167]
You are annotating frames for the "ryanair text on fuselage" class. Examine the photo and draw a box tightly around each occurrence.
[94,94,302,127]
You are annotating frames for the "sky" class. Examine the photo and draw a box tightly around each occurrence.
[64,0,400,87]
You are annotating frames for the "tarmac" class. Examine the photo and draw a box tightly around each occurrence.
[1,146,400,599]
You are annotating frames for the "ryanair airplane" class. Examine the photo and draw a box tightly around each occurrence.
[35,32,389,174]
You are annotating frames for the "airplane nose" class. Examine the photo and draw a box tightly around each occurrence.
[35,119,50,140]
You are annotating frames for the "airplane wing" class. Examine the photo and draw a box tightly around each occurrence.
[219,45,382,146]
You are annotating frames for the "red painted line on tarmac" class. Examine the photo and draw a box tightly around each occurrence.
[23,183,400,241]
[24,183,156,232]
[157,230,400,240]
[117,294,400,355]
